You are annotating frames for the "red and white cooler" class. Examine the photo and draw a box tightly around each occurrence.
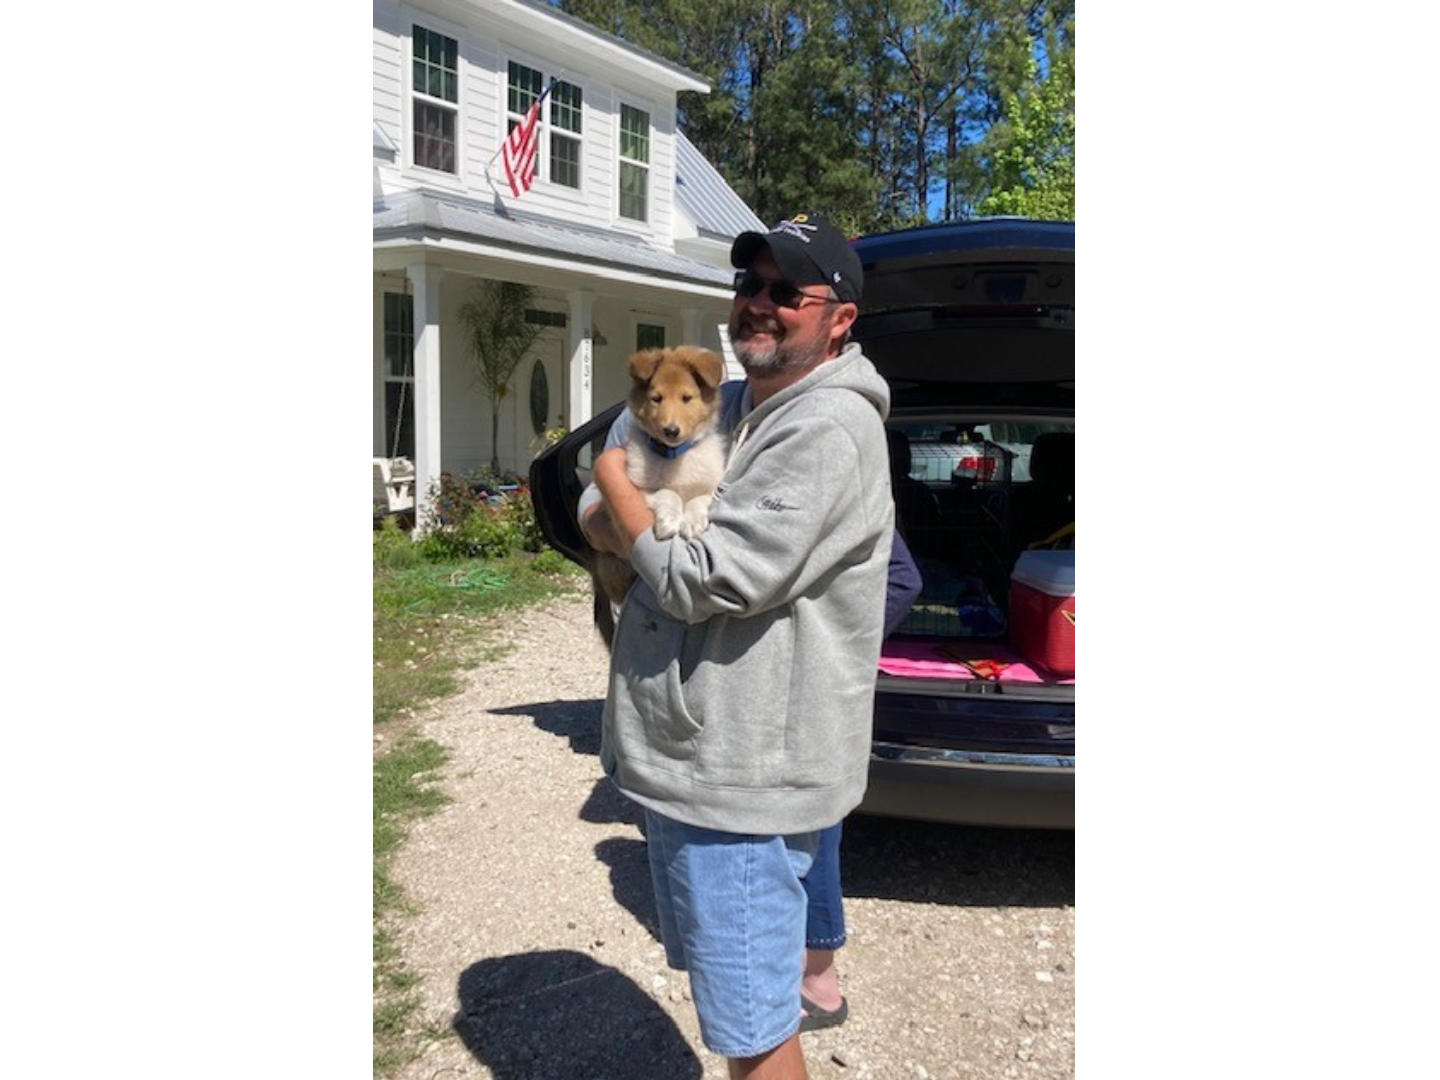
[1008,552,1440,679]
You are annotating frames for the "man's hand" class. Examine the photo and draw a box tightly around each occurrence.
[592,446,656,557]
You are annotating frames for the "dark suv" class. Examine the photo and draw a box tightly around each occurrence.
[530,217,1074,829]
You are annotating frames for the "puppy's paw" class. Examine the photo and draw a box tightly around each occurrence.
[652,507,684,540]
[678,497,712,539]
[648,490,684,539]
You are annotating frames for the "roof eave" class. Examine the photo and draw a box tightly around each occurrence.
[489,0,710,94]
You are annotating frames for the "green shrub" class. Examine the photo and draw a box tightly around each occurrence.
[530,548,574,575]
[416,471,550,561]
[373,516,422,570]
[420,507,518,560]
[500,486,546,553]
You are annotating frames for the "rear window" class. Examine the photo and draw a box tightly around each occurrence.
[891,420,1074,484]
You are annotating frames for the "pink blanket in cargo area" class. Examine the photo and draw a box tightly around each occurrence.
[877,639,1075,686]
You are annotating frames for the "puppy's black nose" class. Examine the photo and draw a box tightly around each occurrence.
[663,424,680,439]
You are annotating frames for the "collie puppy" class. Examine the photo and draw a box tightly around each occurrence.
[591,345,728,648]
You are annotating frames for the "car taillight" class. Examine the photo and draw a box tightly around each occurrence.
[956,455,998,480]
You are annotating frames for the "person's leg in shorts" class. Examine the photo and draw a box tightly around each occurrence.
[644,808,819,1078]
[800,820,848,1028]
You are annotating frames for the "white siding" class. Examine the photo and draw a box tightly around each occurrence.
[436,277,490,474]
[587,299,648,415]
[582,83,616,220]
[372,6,402,152]
[374,0,683,243]
[646,107,677,242]
[461,36,501,197]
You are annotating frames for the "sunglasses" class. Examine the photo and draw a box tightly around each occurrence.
[732,270,843,310]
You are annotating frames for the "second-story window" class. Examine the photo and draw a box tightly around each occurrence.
[412,25,458,174]
[549,82,583,189]
[619,104,650,222]
[507,62,582,191]
[507,61,543,124]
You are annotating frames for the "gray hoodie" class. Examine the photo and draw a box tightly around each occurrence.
[601,342,894,834]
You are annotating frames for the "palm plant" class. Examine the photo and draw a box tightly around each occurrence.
[458,279,542,473]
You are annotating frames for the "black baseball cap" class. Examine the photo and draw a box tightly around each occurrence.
[730,212,863,303]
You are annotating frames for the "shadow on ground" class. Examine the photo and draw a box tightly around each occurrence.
[580,775,642,825]
[493,702,1072,909]
[582,790,1071,928]
[493,700,640,825]
[453,950,701,1080]
[493,698,604,756]
[840,814,1074,908]
[594,834,661,943]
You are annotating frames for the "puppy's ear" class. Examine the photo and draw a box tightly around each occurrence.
[682,348,725,396]
[628,348,666,387]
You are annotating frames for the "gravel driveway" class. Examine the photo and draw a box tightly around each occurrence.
[386,593,1075,1080]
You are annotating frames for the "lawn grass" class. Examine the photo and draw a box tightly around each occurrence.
[372,525,585,1077]
[373,735,450,1077]
[373,548,584,725]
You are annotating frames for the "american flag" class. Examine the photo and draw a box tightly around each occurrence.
[501,84,552,199]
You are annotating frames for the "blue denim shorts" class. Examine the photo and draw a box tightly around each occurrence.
[803,821,847,950]
[643,809,820,1058]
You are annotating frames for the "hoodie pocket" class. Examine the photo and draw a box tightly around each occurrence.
[612,590,702,762]
[686,614,796,789]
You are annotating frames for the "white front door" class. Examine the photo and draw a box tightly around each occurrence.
[514,334,566,470]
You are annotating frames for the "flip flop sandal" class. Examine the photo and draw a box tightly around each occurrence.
[799,995,849,1032]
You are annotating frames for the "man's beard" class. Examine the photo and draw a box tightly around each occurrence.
[731,313,833,376]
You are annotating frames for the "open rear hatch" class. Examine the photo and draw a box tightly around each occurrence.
[875,524,1440,694]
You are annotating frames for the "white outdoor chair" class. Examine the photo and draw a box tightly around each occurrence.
[373,456,416,517]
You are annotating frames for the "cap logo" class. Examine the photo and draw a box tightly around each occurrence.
[771,217,818,244]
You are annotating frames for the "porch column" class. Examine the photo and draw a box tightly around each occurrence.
[408,262,443,533]
[680,307,703,347]
[566,289,595,431]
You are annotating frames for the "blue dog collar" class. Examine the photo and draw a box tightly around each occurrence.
[647,436,694,458]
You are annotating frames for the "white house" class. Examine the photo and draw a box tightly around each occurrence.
[373,0,762,515]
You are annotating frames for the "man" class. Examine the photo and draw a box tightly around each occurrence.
[582,212,893,1080]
